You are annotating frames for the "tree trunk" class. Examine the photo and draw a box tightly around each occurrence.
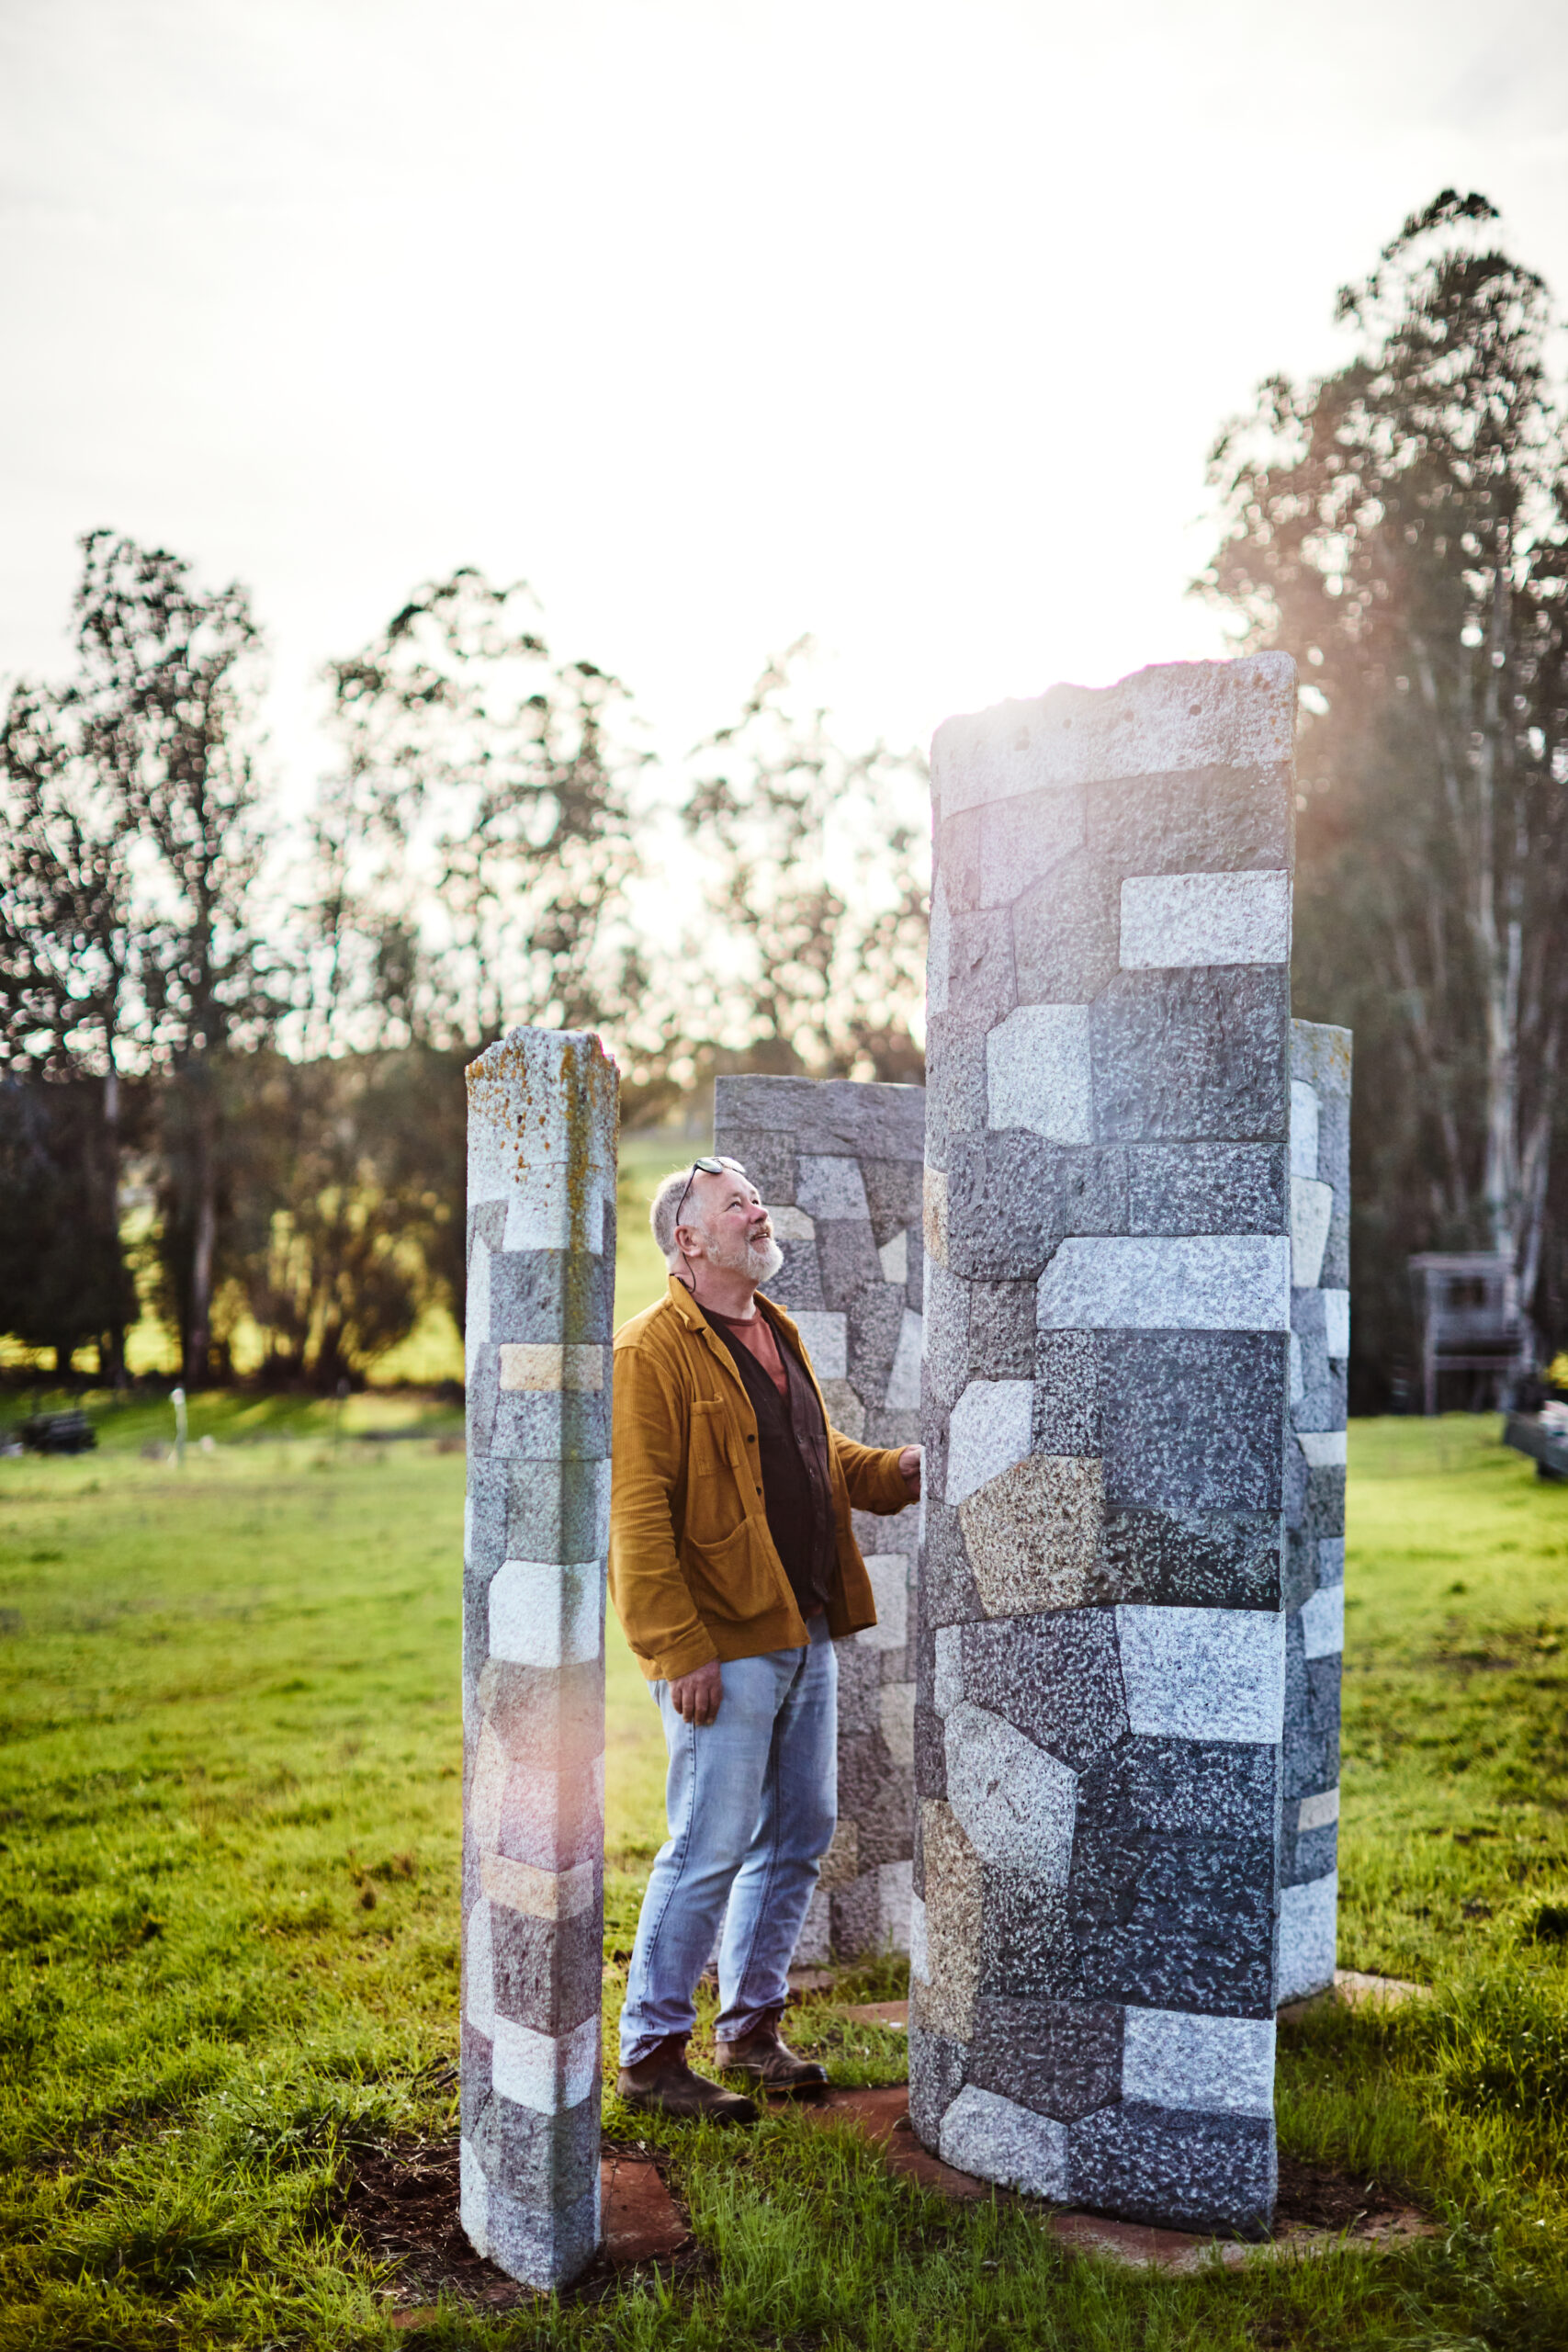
[185,1099,218,1387]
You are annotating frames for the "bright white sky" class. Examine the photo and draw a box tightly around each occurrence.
[3,0,1567,819]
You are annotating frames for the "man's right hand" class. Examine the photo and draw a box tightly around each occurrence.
[669,1658,723,1725]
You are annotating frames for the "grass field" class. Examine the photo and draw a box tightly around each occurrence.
[5,1404,1568,2348]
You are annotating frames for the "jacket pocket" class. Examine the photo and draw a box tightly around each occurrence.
[682,1518,779,1625]
[688,1396,730,1479]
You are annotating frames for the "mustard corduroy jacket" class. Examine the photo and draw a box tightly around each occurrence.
[608,1273,913,1683]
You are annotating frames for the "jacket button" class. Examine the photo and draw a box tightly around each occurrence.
[746,1433,755,1443]
[755,1485,762,1496]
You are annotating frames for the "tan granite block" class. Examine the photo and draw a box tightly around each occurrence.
[923,1167,950,1268]
[959,1454,1104,1614]
[819,1816,860,1891]
[919,1798,983,2041]
[498,1343,605,1392]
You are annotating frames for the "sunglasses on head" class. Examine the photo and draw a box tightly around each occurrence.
[673,1155,749,1229]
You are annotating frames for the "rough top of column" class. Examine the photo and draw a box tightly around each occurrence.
[467,1029,618,1169]
[931,654,1297,819]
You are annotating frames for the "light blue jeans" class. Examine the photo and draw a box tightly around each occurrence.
[618,1617,837,2065]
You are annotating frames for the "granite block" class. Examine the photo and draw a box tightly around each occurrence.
[482,2175,602,2293]
[815,1221,884,1310]
[1126,1143,1287,1237]
[976,780,1088,905]
[1291,1175,1333,1289]
[487,1388,610,1464]
[836,1635,883,1735]
[1066,1826,1278,2015]
[711,1126,798,1202]
[1100,1331,1287,1513]
[1299,1584,1344,1658]
[1120,2007,1275,2115]
[945,1379,1034,1505]
[1089,967,1289,1143]
[796,1155,873,1220]
[1119,868,1291,969]
[1116,1604,1285,1744]
[840,1732,915,1869]
[977,1869,1074,1996]
[1100,1510,1282,1610]
[947,909,1017,1030]
[763,1238,824,1309]
[923,1259,972,1408]
[923,1014,987,1159]
[941,2085,1069,2196]
[1068,2101,1276,2234]
[491,2013,602,2114]
[943,1702,1077,1877]
[969,1995,1123,2121]
[503,1458,613,1566]
[913,1702,948,1801]
[716,1074,925,1159]
[1290,1079,1320,1177]
[916,1799,984,2040]
[1011,848,1121,1004]
[1032,1328,1100,1454]
[1285,1822,1337,1884]
[490,1900,604,2037]
[474,1655,604,1774]
[1036,1236,1291,1333]
[489,1559,604,1669]
[1074,1736,1280,1844]
[862,1155,927,1239]
[960,1611,1127,1770]
[485,1248,617,1345]
[1085,753,1292,876]
[1277,1871,1337,2003]
[986,1003,1093,1141]
[945,1134,1129,1280]
[958,1455,1104,1614]
[967,1280,1037,1378]
[919,1497,985,1626]
[908,2021,969,2143]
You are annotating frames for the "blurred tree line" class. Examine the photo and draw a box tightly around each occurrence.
[1201,192,1568,1405]
[0,550,928,1385]
[6,190,1565,1402]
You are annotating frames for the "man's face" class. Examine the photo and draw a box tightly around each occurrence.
[680,1169,784,1283]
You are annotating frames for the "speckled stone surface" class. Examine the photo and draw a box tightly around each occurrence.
[462,1028,616,2289]
[914,656,1299,2235]
[1277,1020,1350,2003]
[715,1074,926,1958]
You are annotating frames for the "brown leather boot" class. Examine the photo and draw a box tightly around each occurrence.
[712,2010,829,2096]
[616,2036,760,2125]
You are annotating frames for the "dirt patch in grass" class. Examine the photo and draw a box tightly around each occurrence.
[1274,2153,1426,2235]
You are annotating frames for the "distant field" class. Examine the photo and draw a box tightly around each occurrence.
[2,1419,1567,2347]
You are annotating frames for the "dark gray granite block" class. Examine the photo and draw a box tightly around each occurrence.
[960,1612,1128,1771]
[716,1075,926,1159]
[835,1636,883,1735]
[471,2086,602,2203]
[969,1996,1123,2120]
[815,1218,884,1308]
[839,1731,914,1869]
[1100,1331,1288,1512]
[1086,759,1292,877]
[1283,1822,1337,1886]
[914,1702,948,1802]
[762,1238,824,1309]
[847,1282,906,1398]
[1011,848,1120,1005]
[1127,1143,1288,1237]
[967,1281,1038,1379]
[978,1871,1075,1996]
[945,1135,1129,1280]
[1282,1635,1342,1803]
[491,1898,604,2036]
[1100,1510,1282,1610]
[1066,1823,1277,2015]
[946,909,1017,1030]
[919,1498,985,1625]
[862,1156,926,1240]
[923,1261,971,1408]
[1032,1328,1100,1455]
[1068,2100,1277,2235]
[923,1013,988,1164]
[908,2023,968,2144]
[1300,1463,1347,1544]
[1076,1736,1280,1844]
[712,1127,798,1204]
[486,2176,602,2294]
[487,1249,616,1344]
[1090,967,1289,1144]
[487,1389,610,1464]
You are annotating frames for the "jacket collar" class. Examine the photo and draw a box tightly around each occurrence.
[663,1269,801,1343]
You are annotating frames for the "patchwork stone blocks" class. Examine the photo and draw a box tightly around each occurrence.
[913,655,1298,2235]
[715,1074,926,1957]
[1279,1019,1350,2003]
[462,1029,617,2289]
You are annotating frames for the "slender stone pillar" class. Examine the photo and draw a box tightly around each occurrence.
[1279,1020,1350,2003]
[714,1075,926,1958]
[460,1028,617,2289]
[912,655,1297,2236]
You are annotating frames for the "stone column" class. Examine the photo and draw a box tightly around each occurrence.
[1279,1020,1350,2003]
[912,655,1297,2237]
[460,1028,617,2289]
[714,1075,926,1959]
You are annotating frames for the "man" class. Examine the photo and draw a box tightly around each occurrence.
[608,1153,920,2122]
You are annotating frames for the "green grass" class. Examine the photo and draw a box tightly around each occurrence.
[3,1416,1568,2347]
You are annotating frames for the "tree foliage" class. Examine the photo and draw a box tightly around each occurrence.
[1201,191,1568,1382]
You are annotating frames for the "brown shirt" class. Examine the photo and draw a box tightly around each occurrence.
[703,1305,838,1622]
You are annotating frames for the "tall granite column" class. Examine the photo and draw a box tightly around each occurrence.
[912,654,1297,2236]
[714,1074,926,1959]
[1279,1020,1350,2003]
[460,1028,617,2289]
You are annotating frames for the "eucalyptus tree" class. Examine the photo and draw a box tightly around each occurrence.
[1201,190,1568,1366]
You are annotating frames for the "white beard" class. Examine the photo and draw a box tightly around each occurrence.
[704,1227,784,1284]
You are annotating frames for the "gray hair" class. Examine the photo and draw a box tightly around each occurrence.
[649,1159,748,1268]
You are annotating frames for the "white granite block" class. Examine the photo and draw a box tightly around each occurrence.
[1324,1289,1350,1359]
[986,1003,1093,1142]
[502,1165,606,1255]
[932,1624,963,1718]
[1297,1786,1339,1833]
[1116,1605,1286,1743]
[465,1894,495,2034]
[797,1155,873,1220]
[1119,869,1291,969]
[491,2013,600,2115]
[1291,1176,1333,1289]
[479,1853,599,1920]
[1289,1333,1303,1405]
[1299,1584,1344,1659]
[939,2085,1069,2198]
[977,778,1087,906]
[1298,1430,1347,1469]
[468,1721,510,1851]
[943,1701,1077,1879]
[1278,1871,1337,2004]
[878,1860,913,1951]
[931,653,1298,818]
[769,1205,817,1241]
[1121,2007,1276,2117]
[1317,1537,1346,1585]
[1290,1080,1320,1178]
[468,1237,492,1349]
[927,876,952,1017]
[794,1311,848,1379]
[945,1379,1035,1504]
[908,1891,929,1981]
[1036,1235,1292,1332]
[498,1343,605,1393]
[879,1227,908,1284]
[880,1681,916,1770]
[489,1559,604,1668]
[859,1555,910,1651]
[460,2137,491,2258]
[886,1308,923,1409]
